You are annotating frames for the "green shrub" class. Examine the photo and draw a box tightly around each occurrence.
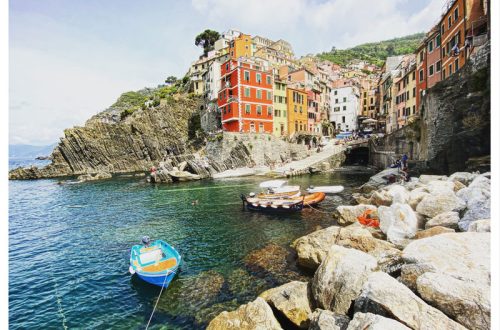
[120,108,135,120]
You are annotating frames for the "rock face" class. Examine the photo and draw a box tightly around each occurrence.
[9,94,204,179]
[312,246,377,315]
[401,233,490,290]
[416,272,490,330]
[354,272,466,330]
[291,226,401,273]
[335,205,377,226]
[259,281,312,328]
[347,312,410,330]
[308,309,350,330]
[425,211,460,230]
[378,203,418,245]
[206,297,282,330]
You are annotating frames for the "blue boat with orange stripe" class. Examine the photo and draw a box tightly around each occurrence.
[129,237,181,288]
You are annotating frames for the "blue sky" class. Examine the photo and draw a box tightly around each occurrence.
[9,0,443,145]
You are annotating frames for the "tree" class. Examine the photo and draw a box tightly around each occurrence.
[386,44,395,56]
[195,29,220,56]
[165,76,177,85]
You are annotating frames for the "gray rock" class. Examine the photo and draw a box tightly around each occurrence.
[468,219,490,232]
[292,226,401,273]
[417,272,490,330]
[419,174,447,184]
[354,272,466,330]
[414,226,455,239]
[347,312,410,330]
[447,172,478,185]
[308,309,350,330]
[207,297,282,330]
[312,245,377,315]
[335,204,377,226]
[401,232,490,291]
[425,211,460,230]
[408,187,429,210]
[416,191,466,218]
[378,203,418,245]
[260,281,313,329]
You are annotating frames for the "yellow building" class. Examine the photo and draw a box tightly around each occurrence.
[273,79,288,137]
[228,33,252,59]
[287,87,307,135]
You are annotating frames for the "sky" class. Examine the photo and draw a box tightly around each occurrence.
[9,0,444,145]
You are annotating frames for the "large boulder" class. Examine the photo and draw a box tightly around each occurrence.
[468,219,490,232]
[335,204,377,226]
[312,246,377,315]
[448,172,478,185]
[415,191,466,218]
[425,211,460,230]
[308,309,350,330]
[362,168,401,189]
[292,226,401,273]
[414,226,455,239]
[378,203,418,245]
[418,174,447,184]
[456,177,491,231]
[401,233,490,290]
[259,281,313,329]
[417,272,490,330]
[354,272,466,330]
[408,187,429,210]
[206,297,282,330]
[384,185,409,204]
[346,312,410,330]
[426,180,455,194]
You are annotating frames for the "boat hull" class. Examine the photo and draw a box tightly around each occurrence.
[245,202,304,212]
[306,186,344,194]
[137,270,177,287]
[303,192,326,206]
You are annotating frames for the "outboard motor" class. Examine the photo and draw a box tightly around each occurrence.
[141,236,151,247]
[309,185,315,189]
[249,192,256,197]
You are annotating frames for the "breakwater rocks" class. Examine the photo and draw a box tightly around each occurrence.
[9,93,203,180]
[207,170,490,330]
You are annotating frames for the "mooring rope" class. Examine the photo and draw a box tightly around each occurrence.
[145,270,175,330]
[305,203,333,214]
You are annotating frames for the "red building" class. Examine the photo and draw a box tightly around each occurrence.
[415,42,427,113]
[218,59,274,133]
[426,27,442,88]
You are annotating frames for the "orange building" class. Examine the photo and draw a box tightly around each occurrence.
[440,0,466,79]
[218,59,274,133]
[228,33,252,59]
[287,87,307,135]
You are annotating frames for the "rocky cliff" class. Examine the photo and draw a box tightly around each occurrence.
[370,42,490,174]
[9,89,204,179]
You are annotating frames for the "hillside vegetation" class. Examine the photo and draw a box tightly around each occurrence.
[318,33,425,67]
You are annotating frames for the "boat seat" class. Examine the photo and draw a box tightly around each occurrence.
[142,257,178,273]
[139,248,164,265]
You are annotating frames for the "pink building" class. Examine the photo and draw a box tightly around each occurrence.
[307,90,320,133]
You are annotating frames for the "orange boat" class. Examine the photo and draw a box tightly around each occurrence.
[302,192,326,207]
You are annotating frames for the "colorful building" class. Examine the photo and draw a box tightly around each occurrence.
[394,58,417,129]
[273,79,288,136]
[426,26,442,88]
[329,85,360,132]
[228,33,252,59]
[287,87,307,135]
[307,90,320,133]
[218,58,274,133]
[415,42,427,113]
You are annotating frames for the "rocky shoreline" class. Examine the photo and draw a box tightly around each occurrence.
[206,169,491,330]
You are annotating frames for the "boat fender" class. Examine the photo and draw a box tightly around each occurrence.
[240,194,247,202]
[129,266,136,275]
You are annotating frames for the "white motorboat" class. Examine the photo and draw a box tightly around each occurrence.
[306,185,344,194]
[259,180,287,189]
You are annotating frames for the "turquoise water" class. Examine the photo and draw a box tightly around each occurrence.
[9,168,373,329]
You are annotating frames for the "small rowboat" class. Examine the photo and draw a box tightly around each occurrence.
[306,185,344,194]
[302,192,326,206]
[241,195,304,212]
[257,190,301,199]
[129,238,181,287]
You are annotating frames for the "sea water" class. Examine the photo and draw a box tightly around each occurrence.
[9,161,373,329]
